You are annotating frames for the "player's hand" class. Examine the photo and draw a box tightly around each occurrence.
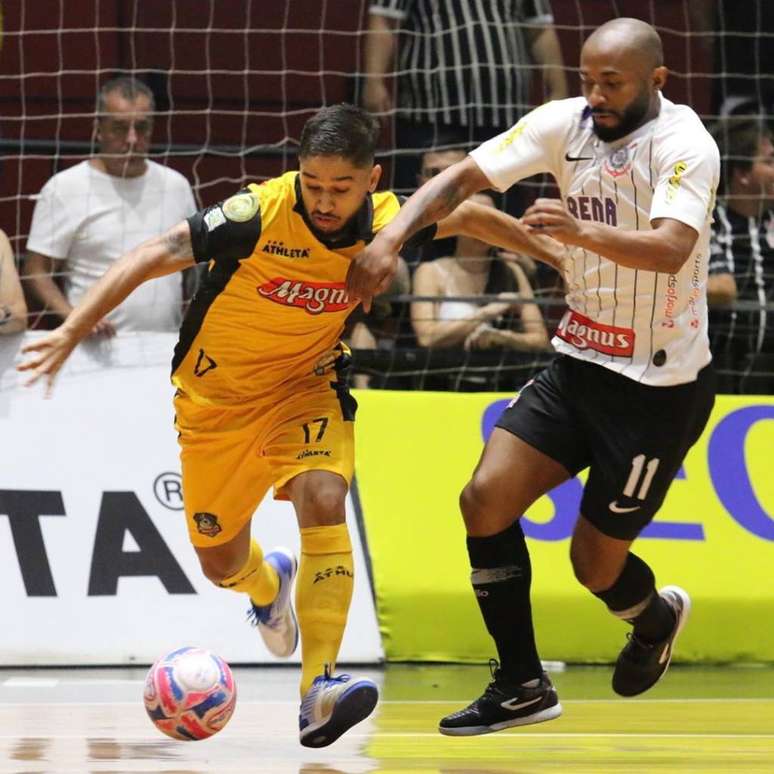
[464,323,501,351]
[17,328,80,396]
[90,317,117,338]
[313,341,352,376]
[477,292,519,321]
[522,198,583,245]
[347,242,399,314]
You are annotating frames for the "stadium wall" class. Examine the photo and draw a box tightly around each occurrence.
[2,333,772,665]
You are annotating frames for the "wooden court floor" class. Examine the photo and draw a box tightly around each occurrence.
[1,663,772,773]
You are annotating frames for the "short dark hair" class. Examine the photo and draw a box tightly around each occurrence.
[97,76,155,116]
[712,117,771,194]
[299,104,380,168]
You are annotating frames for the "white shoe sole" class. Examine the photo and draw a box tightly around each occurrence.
[659,584,692,673]
[258,547,298,658]
[438,701,563,736]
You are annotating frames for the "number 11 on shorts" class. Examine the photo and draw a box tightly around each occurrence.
[623,454,660,500]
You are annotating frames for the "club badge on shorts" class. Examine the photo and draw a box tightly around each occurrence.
[194,512,223,537]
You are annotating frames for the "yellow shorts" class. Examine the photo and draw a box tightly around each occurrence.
[174,383,356,547]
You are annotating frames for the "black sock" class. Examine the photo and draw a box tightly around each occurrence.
[466,521,542,684]
[593,553,675,643]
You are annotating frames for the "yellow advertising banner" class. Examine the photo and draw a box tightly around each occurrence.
[354,391,774,663]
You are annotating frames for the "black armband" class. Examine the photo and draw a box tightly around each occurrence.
[187,189,262,263]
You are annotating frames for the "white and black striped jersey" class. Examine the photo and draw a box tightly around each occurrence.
[369,0,554,128]
[709,203,774,356]
[470,94,720,386]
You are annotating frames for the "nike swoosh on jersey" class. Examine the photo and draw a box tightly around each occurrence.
[564,152,594,161]
[499,695,543,711]
[609,501,641,514]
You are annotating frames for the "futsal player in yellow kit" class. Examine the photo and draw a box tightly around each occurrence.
[19,104,562,747]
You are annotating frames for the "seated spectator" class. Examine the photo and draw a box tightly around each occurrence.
[0,230,27,334]
[708,118,774,392]
[410,193,550,352]
[25,76,197,334]
[418,146,467,187]
[346,255,411,389]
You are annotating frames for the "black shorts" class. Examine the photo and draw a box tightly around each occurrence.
[495,356,715,540]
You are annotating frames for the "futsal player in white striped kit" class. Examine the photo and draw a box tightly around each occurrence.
[348,17,720,735]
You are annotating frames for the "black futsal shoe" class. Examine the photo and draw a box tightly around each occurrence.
[438,660,562,736]
[613,585,691,697]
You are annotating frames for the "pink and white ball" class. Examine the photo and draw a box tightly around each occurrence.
[143,647,236,740]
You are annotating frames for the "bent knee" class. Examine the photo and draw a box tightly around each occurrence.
[569,546,620,592]
[459,478,484,522]
[301,487,347,525]
[459,476,510,534]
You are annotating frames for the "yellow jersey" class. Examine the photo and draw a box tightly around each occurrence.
[171,171,430,406]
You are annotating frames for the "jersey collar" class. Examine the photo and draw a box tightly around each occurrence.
[292,173,375,249]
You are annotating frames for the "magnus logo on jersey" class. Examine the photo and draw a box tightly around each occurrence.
[556,309,635,357]
[257,277,351,315]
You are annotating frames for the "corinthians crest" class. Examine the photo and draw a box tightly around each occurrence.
[604,142,637,178]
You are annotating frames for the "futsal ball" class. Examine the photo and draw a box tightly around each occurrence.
[143,646,236,740]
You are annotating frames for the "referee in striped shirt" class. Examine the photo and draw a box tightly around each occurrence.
[707,118,774,393]
[363,0,567,197]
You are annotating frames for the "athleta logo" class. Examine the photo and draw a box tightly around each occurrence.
[556,310,635,357]
[313,565,354,583]
[257,277,351,315]
[262,240,311,259]
[296,449,332,460]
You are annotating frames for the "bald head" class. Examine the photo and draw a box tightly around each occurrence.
[579,18,667,142]
[583,18,663,74]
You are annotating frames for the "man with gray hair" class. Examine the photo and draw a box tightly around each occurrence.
[26,76,196,334]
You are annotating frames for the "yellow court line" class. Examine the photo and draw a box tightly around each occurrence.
[378,697,774,704]
[369,731,774,739]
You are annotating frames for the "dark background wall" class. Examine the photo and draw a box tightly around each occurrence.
[0,0,717,253]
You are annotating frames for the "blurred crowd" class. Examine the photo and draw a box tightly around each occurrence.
[1,2,771,394]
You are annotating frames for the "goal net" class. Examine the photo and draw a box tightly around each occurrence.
[2,1,772,393]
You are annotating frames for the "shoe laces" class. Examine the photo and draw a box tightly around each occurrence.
[319,664,351,687]
[622,632,660,664]
[481,659,515,701]
[246,603,273,626]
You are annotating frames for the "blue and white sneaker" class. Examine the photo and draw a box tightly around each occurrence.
[299,667,378,748]
[247,548,298,658]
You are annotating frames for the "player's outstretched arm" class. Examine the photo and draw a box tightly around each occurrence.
[435,200,566,271]
[522,198,699,274]
[17,220,195,394]
[347,156,490,311]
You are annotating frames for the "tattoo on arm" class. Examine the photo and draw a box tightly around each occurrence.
[0,306,11,326]
[162,225,193,259]
[405,178,468,236]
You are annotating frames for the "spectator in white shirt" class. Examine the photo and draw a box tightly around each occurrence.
[25,76,197,334]
[0,229,27,334]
